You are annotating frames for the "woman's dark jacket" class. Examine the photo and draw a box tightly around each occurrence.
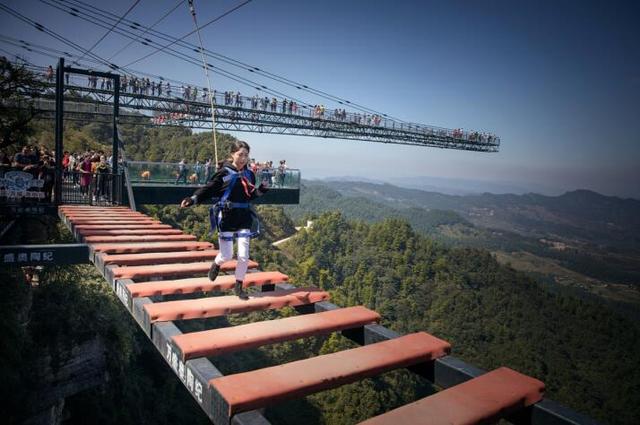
[191,162,266,231]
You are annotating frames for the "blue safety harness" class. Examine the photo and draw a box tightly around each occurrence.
[209,166,260,241]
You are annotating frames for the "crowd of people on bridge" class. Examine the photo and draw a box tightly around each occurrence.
[451,128,497,144]
[61,150,114,201]
[45,63,390,129]
[38,62,499,145]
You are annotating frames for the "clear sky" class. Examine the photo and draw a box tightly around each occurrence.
[1,0,639,198]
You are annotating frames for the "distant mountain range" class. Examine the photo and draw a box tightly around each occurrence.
[319,180,640,251]
[319,175,577,197]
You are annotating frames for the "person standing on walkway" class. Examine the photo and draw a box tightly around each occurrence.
[175,159,188,184]
[180,141,268,299]
[78,154,92,198]
[204,158,213,182]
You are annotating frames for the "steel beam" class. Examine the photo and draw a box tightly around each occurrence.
[54,57,64,204]
[112,75,120,188]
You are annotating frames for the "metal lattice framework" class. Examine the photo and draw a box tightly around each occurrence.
[19,77,500,152]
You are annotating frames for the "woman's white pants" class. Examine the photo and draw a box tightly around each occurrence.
[214,230,250,281]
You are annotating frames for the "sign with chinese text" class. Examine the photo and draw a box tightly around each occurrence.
[0,170,45,199]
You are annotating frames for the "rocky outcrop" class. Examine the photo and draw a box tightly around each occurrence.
[23,337,107,425]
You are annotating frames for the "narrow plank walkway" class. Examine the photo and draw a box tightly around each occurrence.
[58,205,548,425]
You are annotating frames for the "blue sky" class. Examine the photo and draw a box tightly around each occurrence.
[1,0,638,198]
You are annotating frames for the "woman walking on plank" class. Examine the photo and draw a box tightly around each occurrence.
[181,141,268,299]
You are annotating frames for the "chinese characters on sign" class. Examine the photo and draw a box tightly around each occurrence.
[2,250,54,264]
[165,342,204,404]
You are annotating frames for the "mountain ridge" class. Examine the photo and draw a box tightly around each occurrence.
[317,180,640,249]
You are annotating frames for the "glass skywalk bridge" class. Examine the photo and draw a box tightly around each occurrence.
[125,161,300,205]
[22,63,500,152]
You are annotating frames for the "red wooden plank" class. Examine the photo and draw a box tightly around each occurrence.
[210,332,451,417]
[69,219,161,225]
[359,367,544,425]
[110,260,258,280]
[64,211,146,217]
[91,241,213,254]
[58,204,129,210]
[60,206,130,212]
[78,228,184,236]
[75,224,173,230]
[60,205,133,211]
[102,249,219,266]
[64,213,152,223]
[173,306,380,360]
[64,211,146,215]
[84,234,197,243]
[144,287,330,322]
[125,271,288,297]
[64,212,148,218]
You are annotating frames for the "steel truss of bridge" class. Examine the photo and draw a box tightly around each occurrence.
[23,82,500,152]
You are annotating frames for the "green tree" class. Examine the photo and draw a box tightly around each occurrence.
[0,57,45,150]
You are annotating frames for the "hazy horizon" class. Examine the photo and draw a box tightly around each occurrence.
[301,170,640,200]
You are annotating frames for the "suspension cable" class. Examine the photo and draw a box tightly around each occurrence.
[0,3,127,74]
[122,0,252,69]
[63,0,405,123]
[187,0,219,164]
[0,35,108,68]
[36,0,401,122]
[1,34,306,114]
[35,0,307,108]
[108,0,185,61]
[5,1,425,131]
[73,0,141,66]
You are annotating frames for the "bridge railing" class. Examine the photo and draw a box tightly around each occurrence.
[126,161,301,189]
[61,171,122,206]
